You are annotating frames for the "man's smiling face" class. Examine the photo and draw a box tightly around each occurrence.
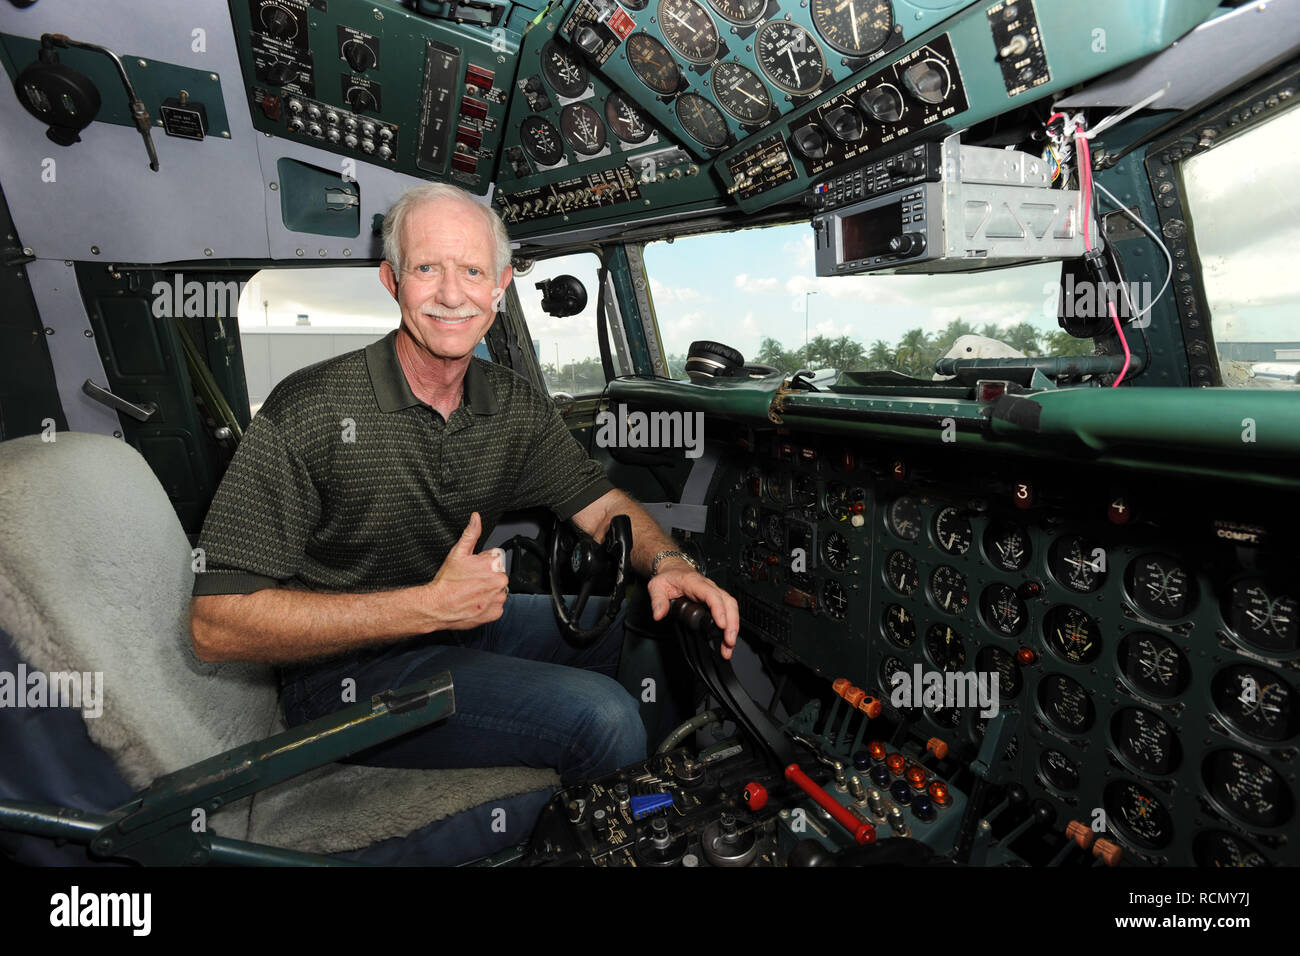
[381,197,512,361]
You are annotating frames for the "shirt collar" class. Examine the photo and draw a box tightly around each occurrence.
[366,330,499,416]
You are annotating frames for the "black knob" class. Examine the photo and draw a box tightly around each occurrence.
[347,86,376,113]
[823,105,864,143]
[791,123,828,160]
[897,156,920,175]
[859,85,903,123]
[262,5,296,39]
[264,61,296,87]
[576,26,604,57]
[888,232,925,256]
[344,40,376,73]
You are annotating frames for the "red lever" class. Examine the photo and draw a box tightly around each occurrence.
[784,764,876,845]
[743,781,768,811]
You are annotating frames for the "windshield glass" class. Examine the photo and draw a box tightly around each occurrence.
[643,223,1083,380]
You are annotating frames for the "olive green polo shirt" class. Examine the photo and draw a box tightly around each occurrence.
[193,330,613,596]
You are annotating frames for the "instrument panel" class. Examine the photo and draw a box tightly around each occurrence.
[703,429,1299,866]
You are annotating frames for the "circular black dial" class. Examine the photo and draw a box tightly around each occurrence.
[976,645,1022,698]
[764,513,785,550]
[822,531,851,572]
[1039,749,1079,792]
[1049,535,1107,593]
[605,92,652,144]
[519,115,564,166]
[980,583,1027,637]
[793,474,818,508]
[1226,578,1298,652]
[880,655,908,698]
[626,33,681,95]
[811,0,893,57]
[1193,831,1269,867]
[765,470,791,504]
[821,580,847,620]
[755,21,826,96]
[1126,553,1196,620]
[1202,749,1294,829]
[1105,780,1174,850]
[260,4,299,40]
[885,549,918,595]
[925,623,966,671]
[1212,664,1297,742]
[711,61,772,124]
[886,496,922,541]
[883,604,915,647]
[675,93,729,148]
[560,102,607,156]
[822,482,850,520]
[1038,673,1094,734]
[706,0,766,25]
[1116,631,1189,700]
[1111,707,1181,775]
[658,0,720,64]
[933,507,972,555]
[984,522,1031,572]
[1044,605,1101,665]
[541,40,589,98]
[859,83,904,122]
[930,565,968,615]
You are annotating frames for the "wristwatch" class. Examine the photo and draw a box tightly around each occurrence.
[652,549,702,576]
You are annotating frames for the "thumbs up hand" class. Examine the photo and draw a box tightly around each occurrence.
[422,512,509,631]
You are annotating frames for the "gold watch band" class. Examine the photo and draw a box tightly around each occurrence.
[652,549,700,576]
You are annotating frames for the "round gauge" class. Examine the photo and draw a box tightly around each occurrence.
[1192,831,1269,867]
[980,583,1027,637]
[755,21,827,97]
[765,471,791,504]
[925,623,966,672]
[1043,605,1101,665]
[1116,631,1189,700]
[933,507,972,556]
[1202,749,1294,829]
[886,496,922,541]
[811,0,894,57]
[1211,664,1297,742]
[1125,553,1196,620]
[880,655,909,697]
[706,0,766,25]
[620,0,650,9]
[711,61,772,124]
[764,513,785,550]
[559,103,607,156]
[657,0,720,65]
[604,92,652,144]
[822,531,851,572]
[1037,673,1094,734]
[519,115,564,167]
[1038,749,1080,792]
[821,580,847,620]
[1226,578,1298,653]
[901,58,951,105]
[1105,780,1174,850]
[929,566,968,615]
[1111,707,1181,776]
[885,549,918,595]
[740,504,760,537]
[540,40,589,98]
[975,645,1022,698]
[926,701,962,730]
[984,522,1031,572]
[1049,535,1108,593]
[822,482,850,520]
[626,33,681,95]
[793,474,818,509]
[883,604,915,648]
[858,83,904,122]
[675,93,729,148]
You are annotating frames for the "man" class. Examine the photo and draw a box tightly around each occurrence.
[190,182,738,795]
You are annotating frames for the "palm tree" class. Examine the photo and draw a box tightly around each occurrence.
[868,339,894,368]
[1003,322,1042,355]
[895,328,932,377]
[980,322,1002,340]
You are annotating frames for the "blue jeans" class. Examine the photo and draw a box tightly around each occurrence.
[279,594,647,785]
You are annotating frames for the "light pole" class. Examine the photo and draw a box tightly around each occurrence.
[804,291,818,367]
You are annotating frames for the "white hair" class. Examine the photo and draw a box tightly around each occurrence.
[381,183,511,278]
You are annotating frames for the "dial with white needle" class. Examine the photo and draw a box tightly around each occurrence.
[785,44,801,85]
[849,0,859,46]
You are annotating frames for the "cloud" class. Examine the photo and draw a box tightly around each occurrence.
[650,276,706,304]
[734,273,782,294]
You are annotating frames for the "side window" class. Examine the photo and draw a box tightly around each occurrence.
[236,266,488,414]
[513,250,629,395]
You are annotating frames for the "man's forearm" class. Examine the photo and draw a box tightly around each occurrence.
[191,585,432,664]
[578,489,693,578]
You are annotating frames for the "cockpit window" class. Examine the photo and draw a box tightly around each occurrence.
[1182,104,1300,389]
[644,223,1082,381]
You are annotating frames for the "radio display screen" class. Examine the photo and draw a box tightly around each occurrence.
[840,203,903,261]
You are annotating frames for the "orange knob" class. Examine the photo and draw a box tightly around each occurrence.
[925,737,948,760]
[1065,820,1095,849]
[1093,838,1122,866]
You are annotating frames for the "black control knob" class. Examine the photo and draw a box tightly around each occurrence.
[902,59,951,105]
[823,105,864,143]
[791,123,828,160]
[888,232,925,256]
[347,86,376,113]
[576,26,604,57]
[264,61,296,87]
[896,155,920,175]
[859,84,903,123]
[343,40,376,74]
[261,5,296,40]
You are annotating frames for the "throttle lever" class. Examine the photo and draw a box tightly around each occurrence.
[669,596,723,643]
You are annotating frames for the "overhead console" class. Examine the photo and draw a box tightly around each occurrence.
[230,0,517,192]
